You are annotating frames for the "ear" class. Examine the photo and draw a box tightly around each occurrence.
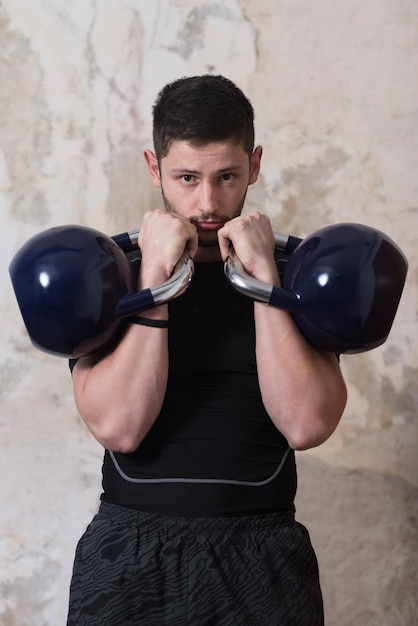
[144,150,161,187]
[249,145,262,185]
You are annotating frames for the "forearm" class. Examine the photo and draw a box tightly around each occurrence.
[72,306,169,453]
[255,302,347,450]
[220,212,347,450]
[72,210,198,453]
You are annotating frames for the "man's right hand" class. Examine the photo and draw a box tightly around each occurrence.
[138,209,198,289]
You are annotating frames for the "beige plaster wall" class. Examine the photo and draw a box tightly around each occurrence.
[0,1,417,624]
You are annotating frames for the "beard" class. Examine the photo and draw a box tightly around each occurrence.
[160,188,248,248]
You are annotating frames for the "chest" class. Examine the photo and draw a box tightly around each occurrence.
[167,262,256,376]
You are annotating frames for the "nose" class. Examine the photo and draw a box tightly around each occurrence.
[199,181,220,215]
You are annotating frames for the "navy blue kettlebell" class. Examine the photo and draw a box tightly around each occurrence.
[225,223,408,353]
[9,225,193,358]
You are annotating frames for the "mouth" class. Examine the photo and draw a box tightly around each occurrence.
[194,221,224,231]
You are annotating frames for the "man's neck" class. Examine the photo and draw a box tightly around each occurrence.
[194,246,223,263]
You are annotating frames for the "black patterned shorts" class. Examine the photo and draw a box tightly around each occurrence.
[67,502,323,625]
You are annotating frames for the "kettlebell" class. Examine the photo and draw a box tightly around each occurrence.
[9,225,193,358]
[226,223,408,353]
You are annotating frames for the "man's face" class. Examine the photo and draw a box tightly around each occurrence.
[145,140,262,258]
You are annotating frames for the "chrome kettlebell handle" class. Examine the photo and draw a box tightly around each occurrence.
[224,232,302,308]
[109,228,194,316]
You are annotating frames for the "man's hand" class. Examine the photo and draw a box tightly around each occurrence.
[217,211,279,283]
[138,210,198,287]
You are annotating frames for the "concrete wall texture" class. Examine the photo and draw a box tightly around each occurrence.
[0,1,417,624]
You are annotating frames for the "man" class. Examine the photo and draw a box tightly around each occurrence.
[67,75,347,625]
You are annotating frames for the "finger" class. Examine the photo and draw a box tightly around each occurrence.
[217,216,254,262]
[217,223,235,261]
[185,225,199,259]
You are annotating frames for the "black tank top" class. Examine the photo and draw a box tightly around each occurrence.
[101,259,296,516]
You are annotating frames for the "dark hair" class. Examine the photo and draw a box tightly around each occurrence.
[152,75,255,161]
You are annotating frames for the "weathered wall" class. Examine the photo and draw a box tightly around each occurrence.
[0,1,417,624]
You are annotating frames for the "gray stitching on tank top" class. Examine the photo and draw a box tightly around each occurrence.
[108,447,291,486]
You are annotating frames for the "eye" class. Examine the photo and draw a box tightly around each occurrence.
[181,174,196,183]
[221,173,235,182]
